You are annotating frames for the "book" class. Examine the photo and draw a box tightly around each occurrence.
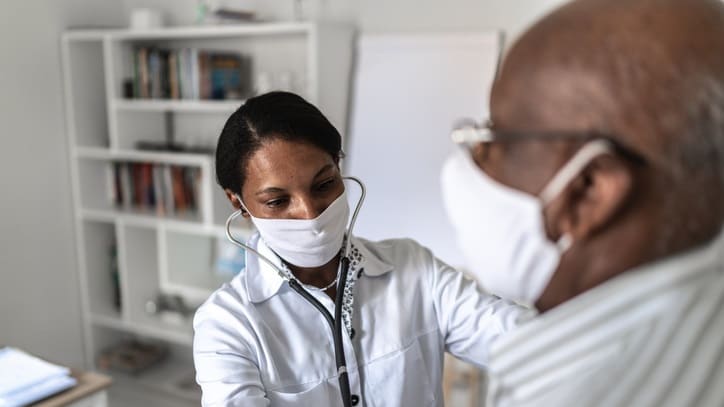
[163,164,175,215]
[120,162,132,210]
[209,52,250,100]
[132,46,250,100]
[169,50,180,100]
[153,164,165,215]
[171,165,187,212]
[137,48,150,99]
[111,162,202,216]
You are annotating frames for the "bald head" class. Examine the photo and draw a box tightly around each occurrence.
[484,0,724,310]
[493,0,724,169]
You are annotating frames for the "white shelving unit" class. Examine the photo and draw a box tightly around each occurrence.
[61,22,354,405]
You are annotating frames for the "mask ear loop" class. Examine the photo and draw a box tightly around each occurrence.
[539,140,614,205]
[538,139,614,253]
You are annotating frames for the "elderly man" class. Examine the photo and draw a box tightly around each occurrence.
[442,0,724,405]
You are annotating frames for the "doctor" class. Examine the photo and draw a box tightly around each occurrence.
[442,0,724,405]
[193,91,532,406]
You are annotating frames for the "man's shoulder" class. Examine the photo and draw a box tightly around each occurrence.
[488,262,724,406]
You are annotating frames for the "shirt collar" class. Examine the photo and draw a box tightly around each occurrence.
[488,226,724,371]
[245,234,395,303]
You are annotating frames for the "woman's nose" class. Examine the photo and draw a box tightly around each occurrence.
[294,197,324,219]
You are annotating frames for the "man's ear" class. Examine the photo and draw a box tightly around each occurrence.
[547,154,634,241]
[224,188,249,217]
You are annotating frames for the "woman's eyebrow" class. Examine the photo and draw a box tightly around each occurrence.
[313,164,335,179]
[255,187,285,196]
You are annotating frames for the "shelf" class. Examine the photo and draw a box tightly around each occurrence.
[75,146,212,166]
[91,312,193,346]
[112,99,243,113]
[80,208,202,228]
[90,312,125,331]
[67,22,315,41]
[63,23,354,395]
[78,208,251,236]
[106,358,200,406]
[126,319,193,347]
[64,22,316,43]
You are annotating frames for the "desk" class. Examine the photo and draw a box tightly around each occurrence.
[31,371,112,407]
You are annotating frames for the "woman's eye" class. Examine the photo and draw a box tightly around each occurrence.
[265,198,287,208]
[316,178,336,191]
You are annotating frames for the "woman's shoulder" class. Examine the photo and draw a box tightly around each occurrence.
[353,236,438,273]
[357,236,431,255]
[193,270,252,327]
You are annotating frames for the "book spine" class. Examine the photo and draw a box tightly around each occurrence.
[113,162,123,207]
[191,49,199,100]
[169,50,180,100]
[163,164,174,215]
[139,48,149,99]
[153,164,164,215]
[199,51,211,100]
[171,166,186,212]
[120,163,132,210]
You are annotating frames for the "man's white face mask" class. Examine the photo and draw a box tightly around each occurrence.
[237,190,350,268]
[441,140,612,307]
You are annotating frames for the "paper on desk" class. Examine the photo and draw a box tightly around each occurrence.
[0,347,77,406]
[0,374,77,407]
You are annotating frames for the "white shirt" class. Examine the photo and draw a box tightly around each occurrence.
[486,229,724,407]
[193,235,531,407]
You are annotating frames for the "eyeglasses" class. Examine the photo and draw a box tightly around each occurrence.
[450,119,647,165]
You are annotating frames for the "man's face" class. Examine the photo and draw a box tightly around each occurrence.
[470,60,639,311]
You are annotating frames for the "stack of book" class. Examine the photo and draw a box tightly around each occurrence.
[0,348,77,407]
[132,47,252,100]
[111,162,201,216]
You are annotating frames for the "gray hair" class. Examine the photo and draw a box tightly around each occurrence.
[655,75,724,254]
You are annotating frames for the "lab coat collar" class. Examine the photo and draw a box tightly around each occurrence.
[351,236,396,277]
[245,233,288,303]
[245,234,395,303]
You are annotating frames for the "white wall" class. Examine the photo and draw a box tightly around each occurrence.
[0,0,123,368]
[121,0,567,41]
[0,0,567,368]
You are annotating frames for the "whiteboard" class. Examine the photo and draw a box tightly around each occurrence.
[345,33,502,266]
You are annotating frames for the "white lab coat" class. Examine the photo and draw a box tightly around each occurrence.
[486,229,724,407]
[193,234,532,406]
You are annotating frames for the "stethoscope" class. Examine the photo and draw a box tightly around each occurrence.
[224,177,366,407]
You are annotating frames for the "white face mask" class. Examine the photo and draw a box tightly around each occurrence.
[441,140,612,306]
[237,190,350,268]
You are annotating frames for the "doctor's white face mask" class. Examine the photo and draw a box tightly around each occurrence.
[441,140,612,307]
[237,190,350,268]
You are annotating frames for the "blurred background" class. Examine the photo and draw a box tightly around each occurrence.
[0,0,566,405]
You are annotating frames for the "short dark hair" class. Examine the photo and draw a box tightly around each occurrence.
[215,91,343,195]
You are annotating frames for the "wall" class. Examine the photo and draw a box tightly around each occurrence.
[0,0,123,368]
[0,0,568,369]
[120,0,568,42]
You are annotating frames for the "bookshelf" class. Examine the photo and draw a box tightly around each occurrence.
[61,22,354,405]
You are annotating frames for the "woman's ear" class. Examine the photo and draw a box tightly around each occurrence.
[224,188,248,217]
[546,154,635,241]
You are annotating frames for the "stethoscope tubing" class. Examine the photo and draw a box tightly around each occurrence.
[224,177,366,407]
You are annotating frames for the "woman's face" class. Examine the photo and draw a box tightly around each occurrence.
[229,138,344,220]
